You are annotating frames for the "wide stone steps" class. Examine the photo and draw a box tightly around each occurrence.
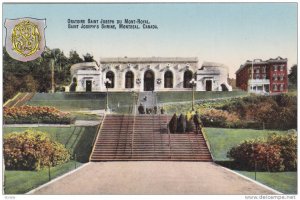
[90,114,212,161]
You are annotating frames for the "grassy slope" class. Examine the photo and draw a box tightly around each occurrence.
[4,126,98,194]
[203,127,288,161]
[204,127,296,194]
[26,92,133,113]
[5,161,82,194]
[236,171,297,194]
[157,90,247,103]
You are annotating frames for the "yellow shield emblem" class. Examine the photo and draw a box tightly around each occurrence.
[5,18,46,62]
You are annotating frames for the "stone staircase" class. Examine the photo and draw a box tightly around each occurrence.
[136,92,157,113]
[90,114,212,161]
[4,92,35,107]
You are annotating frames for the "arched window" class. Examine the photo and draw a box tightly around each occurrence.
[144,70,155,91]
[106,71,114,88]
[164,71,173,88]
[183,70,193,88]
[125,71,134,88]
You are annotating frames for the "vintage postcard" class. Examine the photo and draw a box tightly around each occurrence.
[2,2,298,198]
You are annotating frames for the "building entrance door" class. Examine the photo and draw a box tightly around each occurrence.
[206,80,212,91]
[144,70,154,91]
[86,80,92,92]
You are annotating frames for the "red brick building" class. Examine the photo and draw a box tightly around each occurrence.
[236,57,288,94]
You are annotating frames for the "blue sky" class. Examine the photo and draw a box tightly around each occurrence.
[3,3,297,77]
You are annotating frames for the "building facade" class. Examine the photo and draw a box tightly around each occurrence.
[67,57,232,92]
[235,57,288,94]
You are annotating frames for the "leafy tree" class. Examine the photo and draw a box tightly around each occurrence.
[69,50,83,64]
[83,53,94,62]
[288,64,297,87]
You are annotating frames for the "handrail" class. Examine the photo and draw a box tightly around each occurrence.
[116,114,126,157]
[3,92,21,107]
[131,110,136,158]
[89,113,106,161]
[201,128,215,161]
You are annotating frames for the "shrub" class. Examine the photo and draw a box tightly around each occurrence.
[4,130,70,170]
[186,118,194,132]
[267,131,297,171]
[177,114,186,133]
[169,114,178,133]
[227,132,297,172]
[4,106,71,124]
[220,95,297,130]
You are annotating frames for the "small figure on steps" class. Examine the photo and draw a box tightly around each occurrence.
[138,103,145,114]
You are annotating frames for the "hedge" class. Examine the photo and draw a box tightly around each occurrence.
[4,130,70,170]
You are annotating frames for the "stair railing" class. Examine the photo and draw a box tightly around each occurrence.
[89,113,106,161]
[200,128,214,161]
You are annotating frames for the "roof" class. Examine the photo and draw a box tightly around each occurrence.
[70,62,99,76]
[200,61,229,69]
[235,57,287,74]
[99,57,198,64]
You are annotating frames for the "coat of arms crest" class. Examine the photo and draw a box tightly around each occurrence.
[4,18,46,62]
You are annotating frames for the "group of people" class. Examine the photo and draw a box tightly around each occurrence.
[138,104,165,115]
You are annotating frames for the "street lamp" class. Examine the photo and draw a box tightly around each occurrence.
[104,78,111,112]
[190,78,196,111]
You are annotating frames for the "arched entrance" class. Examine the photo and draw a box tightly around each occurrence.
[183,70,193,88]
[144,70,155,91]
[106,71,114,88]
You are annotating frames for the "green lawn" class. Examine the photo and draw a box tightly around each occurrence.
[70,112,102,120]
[4,161,83,194]
[236,171,297,194]
[203,127,296,194]
[4,125,99,194]
[27,92,133,113]
[157,90,247,103]
[203,127,289,161]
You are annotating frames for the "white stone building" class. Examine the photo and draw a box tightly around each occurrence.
[66,57,232,92]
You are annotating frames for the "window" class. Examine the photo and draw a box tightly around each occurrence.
[273,74,278,81]
[255,69,260,74]
[125,71,134,88]
[164,71,173,88]
[280,65,284,71]
[273,84,278,91]
[280,84,284,91]
[106,71,115,88]
[262,74,266,79]
[262,66,266,73]
[255,74,260,79]
[274,65,278,71]
[280,75,284,81]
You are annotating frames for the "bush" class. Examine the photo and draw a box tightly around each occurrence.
[177,114,186,133]
[220,95,297,130]
[169,114,178,133]
[4,106,71,124]
[4,130,70,170]
[227,132,297,172]
[267,131,297,171]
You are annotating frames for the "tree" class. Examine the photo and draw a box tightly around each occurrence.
[69,50,83,64]
[288,64,297,88]
[83,53,94,62]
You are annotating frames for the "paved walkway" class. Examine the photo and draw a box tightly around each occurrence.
[32,162,277,195]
